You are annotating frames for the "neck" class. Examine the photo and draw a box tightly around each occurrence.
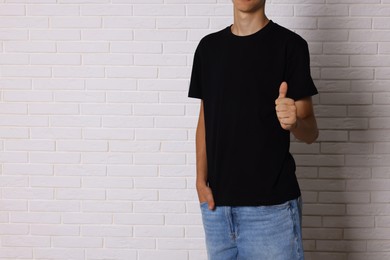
[232,8,269,36]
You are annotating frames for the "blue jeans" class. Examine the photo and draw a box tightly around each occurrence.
[200,197,304,260]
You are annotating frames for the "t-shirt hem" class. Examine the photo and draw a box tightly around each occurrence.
[214,192,302,207]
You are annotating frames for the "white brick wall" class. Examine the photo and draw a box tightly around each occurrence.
[0,0,389,259]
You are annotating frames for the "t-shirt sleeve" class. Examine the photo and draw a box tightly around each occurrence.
[188,43,203,99]
[285,37,318,101]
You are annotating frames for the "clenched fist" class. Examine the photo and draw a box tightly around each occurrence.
[275,82,297,131]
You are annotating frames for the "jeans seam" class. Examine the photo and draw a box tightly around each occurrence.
[289,199,304,260]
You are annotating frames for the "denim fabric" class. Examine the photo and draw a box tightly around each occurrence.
[200,197,304,260]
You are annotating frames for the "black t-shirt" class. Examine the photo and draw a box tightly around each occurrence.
[188,20,318,206]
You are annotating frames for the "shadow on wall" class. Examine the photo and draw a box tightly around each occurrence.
[273,3,390,260]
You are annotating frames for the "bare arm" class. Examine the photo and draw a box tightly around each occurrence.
[290,97,319,144]
[195,100,215,210]
[276,82,319,144]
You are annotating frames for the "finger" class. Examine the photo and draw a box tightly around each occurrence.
[278,81,288,99]
[207,194,215,210]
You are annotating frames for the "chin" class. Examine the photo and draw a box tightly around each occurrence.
[233,0,265,13]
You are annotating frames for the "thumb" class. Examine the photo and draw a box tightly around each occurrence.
[278,81,288,99]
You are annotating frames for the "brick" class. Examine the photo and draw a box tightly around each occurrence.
[321,142,372,154]
[86,249,137,260]
[134,202,186,213]
[134,178,186,189]
[5,41,56,53]
[51,17,102,28]
[31,225,79,236]
[86,79,136,90]
[57,140,108,152]
[31,30,81,41]
[319,167,370,179]
[324,43,377,55]
[0,200,27,211]
[82,225,133,237]
[111,42,162,54]
[165,214,202,226]
[0,104,27,115]
[3,164,53,176]
[319,192,370,203]
[135,129,187,140]
[135,226,184,238]
[53,67,105,78]
[304,204,346,216]
[368,240,390,251]
[81,5,132,16]
[295,4,348,16]
[10,212,60,224]
[82,29,133,41]
[33,79,84,90]
[30,152,81,164]
[346,155,390,166]
[82,177,133,189]
[109,141,160,152]
[107,67,158,78]
[323,216,374,228]
[303,228,343,240]
[351,130,390,142]
[27,5,79,16]
[1,66,51,77]
[30,201,80,212]
[317,130,348,142]
[0,224,29,235]
[105,238,156,249]
[62,213,112,224]
[0,79,31,90]
[350,30,390,42]
[134,153,186,165]
[347,204,390,215]
[82,201,133,213]
[0,152,28,163]
[102,116,153,128]
[82,152,133,164]
[107,165,158,177]
[50,116,101,127]
[344,228,390,240]
[4,90,53,102]
[0,54,29,65]
[58,42,109,53]
[0,29,28,40]
[319,17,372,29]
[317,118,368,130]
[134,30,187,41]
[2,236,51,247]
[29,104,79,115]
[53,237,103,248]
[33,249,84,260]
[0,4,25,15]
[5,140,55,151]
[134,4,185,16]
[107,190,158,201]
[31,127,82,139]
[30,54,81,65]
[157,238,205,250]
[114,214,164,225]
[56,188,105,200]
[348,105,390,117]
[314,105,347,117]
[83,129,134,140]
[139,251,189,260]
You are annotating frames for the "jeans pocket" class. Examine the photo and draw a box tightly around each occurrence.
[199,201,208,208]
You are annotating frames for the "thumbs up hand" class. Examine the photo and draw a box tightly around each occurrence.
[275,82,298,131]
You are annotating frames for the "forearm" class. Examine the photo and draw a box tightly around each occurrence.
[195,127,208,188]
[290,114,319,144]
[195,101,208,188]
